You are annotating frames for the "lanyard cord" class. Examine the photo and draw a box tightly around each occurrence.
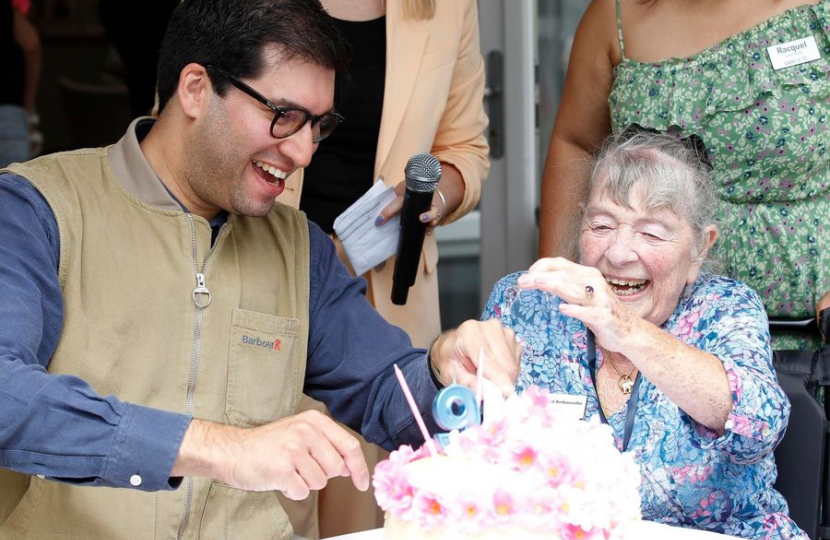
[587,329,641,452]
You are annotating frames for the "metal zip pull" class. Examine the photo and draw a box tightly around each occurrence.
[192,272,211,308]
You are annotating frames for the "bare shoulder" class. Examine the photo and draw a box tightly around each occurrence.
[575,0,621,66]
[621,0,823,62]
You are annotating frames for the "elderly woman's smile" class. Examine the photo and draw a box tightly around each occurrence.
[580,185,703,327]
[605,277,648,296]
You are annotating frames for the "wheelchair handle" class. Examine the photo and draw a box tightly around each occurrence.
[768,307,829,344]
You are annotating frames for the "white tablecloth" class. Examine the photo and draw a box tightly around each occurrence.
[322,521,741,539]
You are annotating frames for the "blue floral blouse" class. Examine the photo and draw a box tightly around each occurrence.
[482,272,806,540]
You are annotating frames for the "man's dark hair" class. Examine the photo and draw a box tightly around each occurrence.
[156,0,350,113]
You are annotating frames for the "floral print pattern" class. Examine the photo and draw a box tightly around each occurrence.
[608,0,830,349]
[482,272,807,540]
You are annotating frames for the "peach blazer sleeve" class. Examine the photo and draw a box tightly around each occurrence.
[278,0,489,347]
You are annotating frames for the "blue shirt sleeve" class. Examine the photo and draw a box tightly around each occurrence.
[0,173,190,492]
[304,221,440,450]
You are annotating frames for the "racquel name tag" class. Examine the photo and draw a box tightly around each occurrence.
[549,393,588,420]
[767,36,821,70]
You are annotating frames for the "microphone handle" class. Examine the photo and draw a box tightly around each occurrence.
[391,188,434,305]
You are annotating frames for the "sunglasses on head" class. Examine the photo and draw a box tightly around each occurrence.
[619,123,713,170]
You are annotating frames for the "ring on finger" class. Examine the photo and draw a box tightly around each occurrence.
[584,285,594,301]
[430,203,442,222]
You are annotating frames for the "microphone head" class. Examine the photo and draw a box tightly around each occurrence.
[405,153,441,193]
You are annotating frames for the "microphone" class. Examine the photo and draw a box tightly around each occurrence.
[391,153,442,305]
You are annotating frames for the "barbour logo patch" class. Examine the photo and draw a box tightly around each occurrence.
[241,334,281,351]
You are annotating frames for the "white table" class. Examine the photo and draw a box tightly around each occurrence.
[323,521,740,539]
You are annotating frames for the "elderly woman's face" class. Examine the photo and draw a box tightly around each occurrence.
[579,182,703,326]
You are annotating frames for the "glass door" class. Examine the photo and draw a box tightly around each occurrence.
[436,0,590,330]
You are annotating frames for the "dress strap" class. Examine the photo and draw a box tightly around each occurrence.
[615,0,626,60]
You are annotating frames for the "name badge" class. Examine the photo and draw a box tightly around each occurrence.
[549,393,588,420]
[767,36,821,70]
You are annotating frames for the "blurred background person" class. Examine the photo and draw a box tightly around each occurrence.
[1,0,41,166]
[276,0,489,537]
[537,0,829,349]
[99,0,178,118]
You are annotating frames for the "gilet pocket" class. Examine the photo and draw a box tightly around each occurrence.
[199,483,291,540]
[226,308,301,427]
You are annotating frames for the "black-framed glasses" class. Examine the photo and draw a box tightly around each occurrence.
[206,64,343,143]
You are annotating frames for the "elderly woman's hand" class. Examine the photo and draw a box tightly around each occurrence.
[517,255,732,433]
[516,257,635,353]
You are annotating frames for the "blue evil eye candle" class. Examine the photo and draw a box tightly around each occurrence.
[432,383,480,447]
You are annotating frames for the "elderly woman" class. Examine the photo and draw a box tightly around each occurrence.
[483,131,805,539]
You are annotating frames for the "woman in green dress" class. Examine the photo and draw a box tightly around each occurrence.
[539,0,829,349]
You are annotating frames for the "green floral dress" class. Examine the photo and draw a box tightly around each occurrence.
[608,0,830,349]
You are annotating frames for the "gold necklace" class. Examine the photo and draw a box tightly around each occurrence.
[605,353,637,395]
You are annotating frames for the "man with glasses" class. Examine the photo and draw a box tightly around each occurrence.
[0,0,520,538]
[206,64,345,145]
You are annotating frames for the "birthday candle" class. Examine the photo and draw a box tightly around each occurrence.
[393,364,438,456]
[476,347,485,407]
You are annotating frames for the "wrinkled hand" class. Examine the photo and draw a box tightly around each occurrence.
[430,318,521,396]
[517,257,635,353]
[174,411,368,500]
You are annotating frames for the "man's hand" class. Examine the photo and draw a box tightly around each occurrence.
[429,318,521,396]
[172,410,369,500]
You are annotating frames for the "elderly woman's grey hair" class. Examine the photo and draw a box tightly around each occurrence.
[574,131,721,272]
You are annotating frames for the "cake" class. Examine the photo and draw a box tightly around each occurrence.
[373,386,642,540]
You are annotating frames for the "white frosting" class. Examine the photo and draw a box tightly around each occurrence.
[385,513,559,540]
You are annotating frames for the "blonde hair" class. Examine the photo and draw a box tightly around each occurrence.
[402,0,435,20]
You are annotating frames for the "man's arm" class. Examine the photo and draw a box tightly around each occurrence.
[0,173,190,491]
[303,222,520,449]
[171,411,369,500]
[303,222,439,448]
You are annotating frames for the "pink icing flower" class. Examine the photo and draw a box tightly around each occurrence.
[372,463,414,513]
[563,522,603,540]
[511,444,539,469]
[413,492,448,528]
[454,494,488,531]
[525,385,552,410]
[493,489,517,522]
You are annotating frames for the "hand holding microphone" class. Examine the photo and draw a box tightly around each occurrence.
[390,153,442,305]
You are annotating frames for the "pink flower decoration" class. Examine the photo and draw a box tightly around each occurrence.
[372,385,642,536]
[512,444,538,469]
[413,492,448,528]
[493,489,516,521]
[454,495,488,531]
